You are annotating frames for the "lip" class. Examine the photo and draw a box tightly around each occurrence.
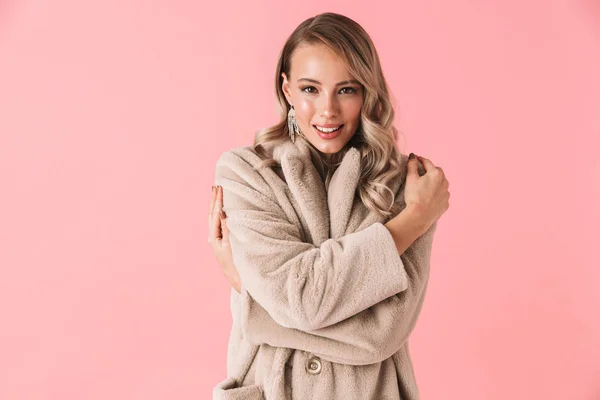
[313,124,343,140]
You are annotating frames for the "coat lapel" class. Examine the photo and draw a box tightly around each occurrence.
[272,138,330,246]
[272,137,368,245]
[326,146,362,239]
[328,146,404,237]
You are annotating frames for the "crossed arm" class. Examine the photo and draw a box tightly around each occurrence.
[213,151,436,365]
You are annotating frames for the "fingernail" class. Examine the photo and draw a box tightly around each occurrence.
[409,153,415,160]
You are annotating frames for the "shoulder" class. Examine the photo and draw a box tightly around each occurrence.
[214,145,270,181]
[395,151,427,184]
[384,152,411,213]
[214,145,276,197]
[393,151,410,191]
[389,151,427,208]
[216,145,263,169]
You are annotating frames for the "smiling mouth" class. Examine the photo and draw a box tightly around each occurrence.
[313,124,343,133]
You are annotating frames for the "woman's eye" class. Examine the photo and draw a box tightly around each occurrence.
[301,86,357,94]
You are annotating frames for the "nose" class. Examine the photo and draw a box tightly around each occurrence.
[319,92,339,119]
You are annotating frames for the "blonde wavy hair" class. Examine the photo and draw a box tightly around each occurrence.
[253,12,404,219]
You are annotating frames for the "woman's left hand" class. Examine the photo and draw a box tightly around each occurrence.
[208,185,241,293]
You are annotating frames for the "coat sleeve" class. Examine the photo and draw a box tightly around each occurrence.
[214,150,410,332]
[239,221,437,365]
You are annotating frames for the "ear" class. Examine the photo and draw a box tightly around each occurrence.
[281,72,293,106]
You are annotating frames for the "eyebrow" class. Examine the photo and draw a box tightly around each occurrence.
[297,78,361,86]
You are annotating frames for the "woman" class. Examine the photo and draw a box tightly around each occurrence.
[209,12,450,400]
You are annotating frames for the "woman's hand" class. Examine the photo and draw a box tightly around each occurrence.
[208,185,241,293]
[402,153,451,229]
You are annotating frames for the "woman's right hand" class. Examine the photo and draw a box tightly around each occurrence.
[402,153,450,229]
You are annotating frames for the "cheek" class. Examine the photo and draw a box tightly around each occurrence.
[344,99,363,121]
[295,100,316,122]
[348,98,363,115]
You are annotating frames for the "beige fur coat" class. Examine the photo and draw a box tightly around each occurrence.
[212,136,436,399]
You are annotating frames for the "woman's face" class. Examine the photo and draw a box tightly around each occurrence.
[281,44,364,155]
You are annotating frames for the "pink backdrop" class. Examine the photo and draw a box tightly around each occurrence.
[1,1,599,399]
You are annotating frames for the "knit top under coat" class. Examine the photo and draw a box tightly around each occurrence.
[212,135,437,399]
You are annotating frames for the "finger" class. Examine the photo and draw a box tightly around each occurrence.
[211,200,222,241]
[438,166,446,179]
[220,211,229,242]
[209,185,217,214]
[415,155,436,171]
[208,186,217,233]
[216,185,223,214]
[406,153,419,177]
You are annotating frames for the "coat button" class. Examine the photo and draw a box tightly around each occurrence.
[306,356,322,375]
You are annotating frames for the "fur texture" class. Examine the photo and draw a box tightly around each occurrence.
[213,137,436,399]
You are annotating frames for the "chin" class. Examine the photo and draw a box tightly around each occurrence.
[309,132,354,153]
[306,138,349,155]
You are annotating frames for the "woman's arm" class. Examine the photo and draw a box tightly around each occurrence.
[239,221,437,365]
[215,149,414,331]
[385,203,431,255]
[211,177,436,365]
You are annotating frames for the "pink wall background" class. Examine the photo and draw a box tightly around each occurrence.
[1,1,598,399]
